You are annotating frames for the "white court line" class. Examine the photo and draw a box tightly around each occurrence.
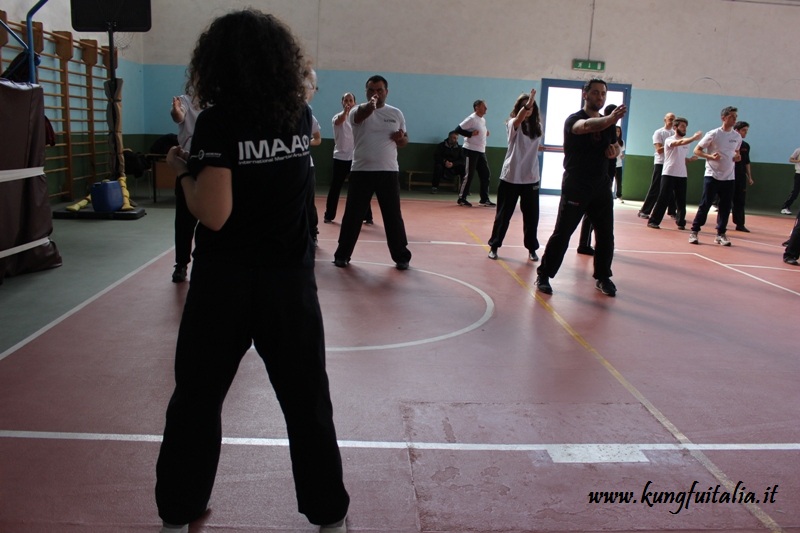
[691,253,800,297]
[323,260,495,352]
[0,248,175,363]
[1,430,798,464]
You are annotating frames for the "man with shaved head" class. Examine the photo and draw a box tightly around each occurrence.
[638,112,677,219]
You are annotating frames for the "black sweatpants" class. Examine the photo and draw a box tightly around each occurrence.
[156,262,349,527]
[334,170,412,264]
[538,180,615,281]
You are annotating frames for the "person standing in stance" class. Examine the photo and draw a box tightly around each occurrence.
[333,75,412,269]
[535,79,626,297]
[456,100,495,207]
[155,10,349,533]
[487,89,543,262]
[688,106,742,246]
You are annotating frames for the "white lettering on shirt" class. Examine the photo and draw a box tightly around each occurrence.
[237,135,310,164]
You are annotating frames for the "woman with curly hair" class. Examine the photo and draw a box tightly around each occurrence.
[487,89,543,262]
[155,10,349,533]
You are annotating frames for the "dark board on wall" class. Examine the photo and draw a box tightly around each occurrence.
[70,0,151,32]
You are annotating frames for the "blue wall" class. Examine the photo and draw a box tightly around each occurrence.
[132,63,800,164]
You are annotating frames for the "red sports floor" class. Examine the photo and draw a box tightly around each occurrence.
[1,195,798,532]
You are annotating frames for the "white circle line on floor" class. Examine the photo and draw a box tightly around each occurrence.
[320,260,495,352]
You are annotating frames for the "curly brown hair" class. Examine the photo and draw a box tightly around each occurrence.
[186,9,307,134]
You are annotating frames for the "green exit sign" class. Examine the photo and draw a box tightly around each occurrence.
[572,59,605,72]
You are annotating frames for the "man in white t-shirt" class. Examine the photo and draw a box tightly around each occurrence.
[646,117,700,230]
[638,112,676,218]
[455,100,495,207]
[689,106,742,246]
[333,75,412,270]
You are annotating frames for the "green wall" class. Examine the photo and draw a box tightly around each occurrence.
[310,140,507,189]
[620,155,792,213]
[122,136,795,213]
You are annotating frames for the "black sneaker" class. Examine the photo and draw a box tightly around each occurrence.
[647,222,660,229]
[396,261,410,270]
[363,219,374,225]
[171,264,187,283]
[735,225,750,233]
[457,197,472,207]
[535,275,552,294]
[333,258,349,268]
[637,212,650,219]
[528,251,538,262]
[577,246,595,256]
[431,187,438,194]
[488,248,498,260]
[784,257,799,266]
[595,278,617,297]
[323,218,333,224]
[479,200,496,207]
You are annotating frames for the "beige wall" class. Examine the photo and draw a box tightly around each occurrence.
[7,0,800,99]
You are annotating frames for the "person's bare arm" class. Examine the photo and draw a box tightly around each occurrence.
[170,96,185,124]
[167,146,232,231]
[511,89,537,130]
[353,95,378,124]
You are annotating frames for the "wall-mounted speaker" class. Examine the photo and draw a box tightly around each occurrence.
[70,0,151,32]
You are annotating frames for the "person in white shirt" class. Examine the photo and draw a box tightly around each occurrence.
[487,89,542,261]
[689,106,742,246]
[780,146,800,215]
[304,66,322,245]
[323,92,373,224]
[333,75,412,269]
[455,100,495,207]
[638,112,676,219]
[646,117,700,229]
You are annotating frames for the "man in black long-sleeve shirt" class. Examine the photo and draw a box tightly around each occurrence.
[432,130,466,193]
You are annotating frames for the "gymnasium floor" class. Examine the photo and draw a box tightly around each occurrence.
[0,190,798,532]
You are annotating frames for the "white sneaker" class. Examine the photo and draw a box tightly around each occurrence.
[320,516,347,533]
[160,524,188,533]
[715,234,732,246]
[781,208,792,215]
[488,248,498,260]
[689,232,699,244]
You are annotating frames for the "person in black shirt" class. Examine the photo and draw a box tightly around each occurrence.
[432,130,466,193]
[732,121,753,232]
[536,79,627,297]
[154,10,349,533]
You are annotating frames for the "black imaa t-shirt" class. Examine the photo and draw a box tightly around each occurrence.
[187,104,315,268]
[562,109,617,186]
